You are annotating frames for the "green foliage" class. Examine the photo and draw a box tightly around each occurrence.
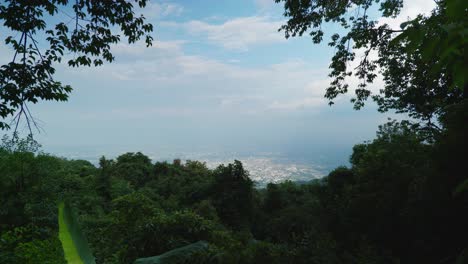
[14,237,66,264]
[96,156,113,207]
[1,1,465,263]
[211,160,254,229]
[455,246,468,264]
[263,183,284,213]
[239,241,288,264]
[133,241,209,264]
[109,207,216,262]
[0,225,66,264]
[393,0,467,91]
[325,166,354,193]
[0,1,153,130]
[1,119,466,264]
[275,0,466,127]
[252,106,466,263]
[193,200,219,222]
[115,152,153,188]
[58,201,95,264]
[453,179,468,197]
[110,192,158,229]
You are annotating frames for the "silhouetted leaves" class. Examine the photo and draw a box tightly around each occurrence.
[0,1,153,130]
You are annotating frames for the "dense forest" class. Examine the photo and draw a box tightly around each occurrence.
[1,0,467,263]
[1,100,467,263]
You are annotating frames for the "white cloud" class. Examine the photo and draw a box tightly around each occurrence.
[79,106,201,120]
[378,0,437,29]
[162,3,184,16]
[63,41,329,116]
[305,79,332,97]
[184,16,285,51]
[112,40,185,58]
[141,1,184,19]
[268,97,325,111]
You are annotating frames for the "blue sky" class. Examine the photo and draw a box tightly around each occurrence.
[0,0,435,165]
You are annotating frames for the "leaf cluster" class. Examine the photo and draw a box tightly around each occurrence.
[0,1,153,130]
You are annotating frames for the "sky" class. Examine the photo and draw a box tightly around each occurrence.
[0,0,436,167]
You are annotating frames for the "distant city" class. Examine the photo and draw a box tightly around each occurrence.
[41,145,351,187]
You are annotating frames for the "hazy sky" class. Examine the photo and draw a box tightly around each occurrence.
[0,0,435,162]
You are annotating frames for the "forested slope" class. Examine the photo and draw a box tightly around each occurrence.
[0,100,467,263]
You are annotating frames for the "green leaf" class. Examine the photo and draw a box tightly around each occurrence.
[134,241,209,264]
[58,201,96,264]
[453,179,468,197]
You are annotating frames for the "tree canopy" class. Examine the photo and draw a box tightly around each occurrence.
[276,0,467,127]
[0,1,466,263]
[0,0,153,131]
[2,126,466,263]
